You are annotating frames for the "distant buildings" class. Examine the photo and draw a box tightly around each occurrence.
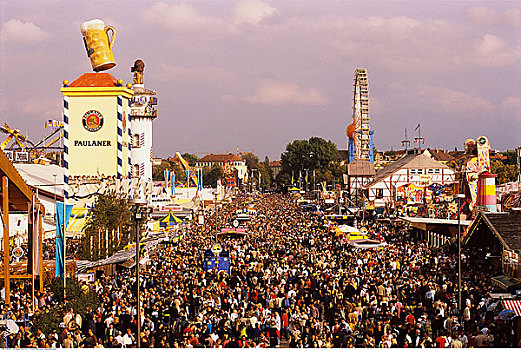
[195,154,248,181]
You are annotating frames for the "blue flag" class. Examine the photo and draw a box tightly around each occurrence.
[164,169,169,192]
[171,173,175,196]
[55,201,73,277]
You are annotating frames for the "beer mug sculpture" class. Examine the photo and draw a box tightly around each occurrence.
[81,19,117,72]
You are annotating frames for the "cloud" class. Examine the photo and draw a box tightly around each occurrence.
[228,79,329,106]
[416,85,493,114]
[469,34,521,67]
[155,63,233,83]
[0,19,47,44]
[18,96,61,119]
[504,8,521,28]
[467,6,498,25]
[502,96,521,119]
[232,0,278,25]
[143,2,224,33]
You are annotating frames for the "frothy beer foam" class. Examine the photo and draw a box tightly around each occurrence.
[80,19,105,35]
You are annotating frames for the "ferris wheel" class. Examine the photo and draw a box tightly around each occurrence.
[347,68,374,163]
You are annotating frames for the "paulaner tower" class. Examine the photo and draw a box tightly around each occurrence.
[129,59,157,180]
[61,74,133,179]
[62,19,133,180]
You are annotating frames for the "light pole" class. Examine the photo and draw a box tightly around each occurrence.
[129,197,147,348]
[454,193,466,315]
[214,191,218,242]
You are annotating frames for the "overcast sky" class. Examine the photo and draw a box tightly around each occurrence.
[1,0,520,160]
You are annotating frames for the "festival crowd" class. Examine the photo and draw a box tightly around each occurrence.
[0,193,514,347]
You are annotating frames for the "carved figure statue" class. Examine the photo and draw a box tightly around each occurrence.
[131,59,145,85]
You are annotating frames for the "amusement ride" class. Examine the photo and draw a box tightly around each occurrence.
[347,68,374,164]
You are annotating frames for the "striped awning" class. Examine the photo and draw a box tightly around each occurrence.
[503,300,521,316]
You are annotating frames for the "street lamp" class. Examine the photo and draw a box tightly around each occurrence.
[214,191,218,242]
[454,193,466,316]
[129,197,147,348]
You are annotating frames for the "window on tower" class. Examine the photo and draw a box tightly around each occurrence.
[133,164,140,177]
[133,134,141,148]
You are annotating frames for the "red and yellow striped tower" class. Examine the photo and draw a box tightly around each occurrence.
[476,171,497,212]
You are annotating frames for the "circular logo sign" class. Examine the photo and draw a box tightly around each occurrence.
[233,219,239,228]
[82,110,104,132]
[12,246,24,259]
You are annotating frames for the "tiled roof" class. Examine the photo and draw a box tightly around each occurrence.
[68,73,119,87]
[365,153,451,188]
[270,161,282,167]
[347,159,376,176]
[197,154,243,163]
[427,149,455,162]
[465,211,521,251]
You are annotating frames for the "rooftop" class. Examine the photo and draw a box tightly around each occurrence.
[197,154,243,163]
[366,153,452,188]
[426,148,455,162]
[464,211,521,251]
[347,159,376,176]
[68,73,119,88]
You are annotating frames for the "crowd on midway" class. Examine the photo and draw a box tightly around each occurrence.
[1,193,515,348]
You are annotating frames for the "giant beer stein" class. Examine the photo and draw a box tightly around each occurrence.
[81,19,116,72]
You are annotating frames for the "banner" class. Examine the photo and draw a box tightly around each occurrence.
[32,204,40,275]
[164,169,169,192]
[171,172,175,196]
[55,201,74,277]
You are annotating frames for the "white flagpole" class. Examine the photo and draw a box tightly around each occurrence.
[32,194,35,314]
[63,192,66,297]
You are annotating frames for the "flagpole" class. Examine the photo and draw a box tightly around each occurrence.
[63,188,67,298]
[32,194,35,314]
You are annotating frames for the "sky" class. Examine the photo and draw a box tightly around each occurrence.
[1,0,520,160]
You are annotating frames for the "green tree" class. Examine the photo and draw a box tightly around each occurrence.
[502,150,518,165]
[203,165,223,187]
[263,156,274,182]
[80,191,132,260]
[281,137,340,173]
[276,172,291,187]
[152,160,169,181]
[241,152,260,170]
[280,137,341,188]
[153,159,187,182]
[181,153,199,166]
[34,277,99,335]
[491,161,517,184]
[257,163,271,190]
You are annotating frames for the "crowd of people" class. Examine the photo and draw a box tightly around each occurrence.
[0,193,515,347]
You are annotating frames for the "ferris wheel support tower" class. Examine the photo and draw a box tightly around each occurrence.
[347,68,374,164]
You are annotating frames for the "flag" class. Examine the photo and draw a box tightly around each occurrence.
[171,173,175,196]
[414,123,420,131]
[32,203,40,275]
[55,201,73,278]
[164,169,169,191]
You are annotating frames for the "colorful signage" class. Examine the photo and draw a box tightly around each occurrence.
[82,110,104,132]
